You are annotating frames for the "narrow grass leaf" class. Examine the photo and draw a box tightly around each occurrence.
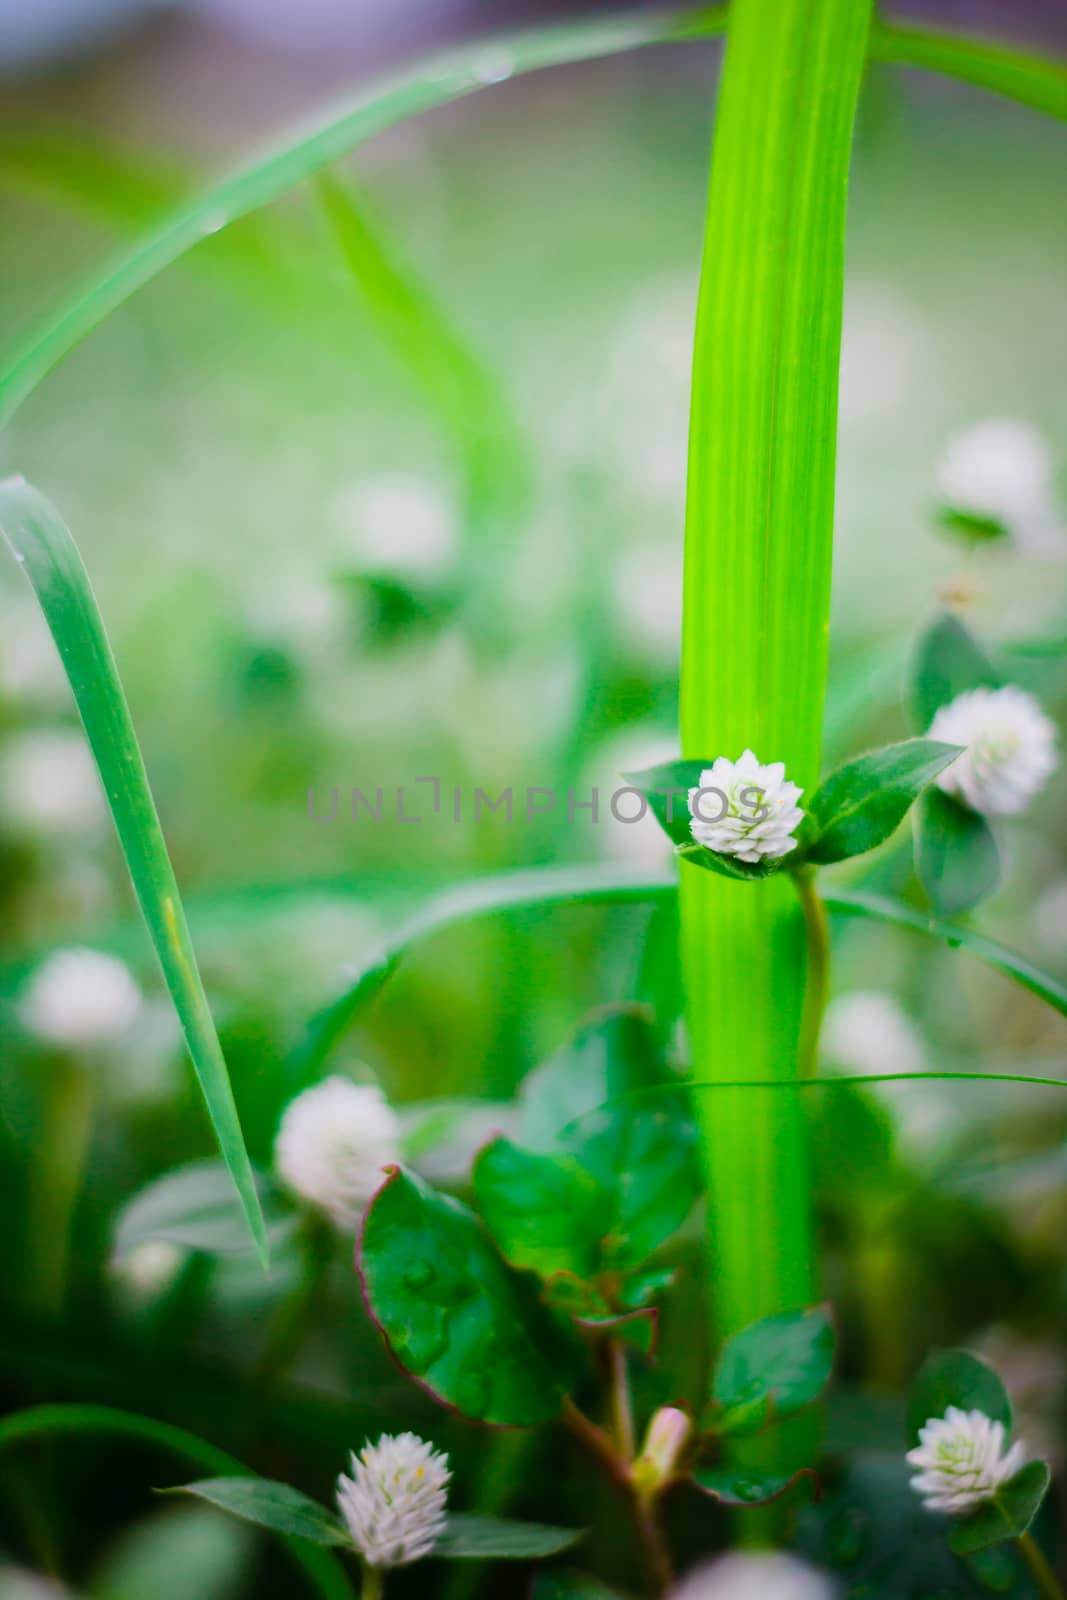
[169,1480,351,1547]
[0,478,267,1265]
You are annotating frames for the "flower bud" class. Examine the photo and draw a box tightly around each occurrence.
[632,1406,692,1494]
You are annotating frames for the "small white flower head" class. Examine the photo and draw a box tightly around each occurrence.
[328,472,457,582]
[688,749,804,864]
[0,729,106,835]
[274,1076,401,1231]
[928,685,1057,815]
[907,1406,1027,1515]
[336,1432,450,1569]
[669,1551,836,1600]
[822,990,924,1078]
[18,947,141,1050]
[936,419,1064,554]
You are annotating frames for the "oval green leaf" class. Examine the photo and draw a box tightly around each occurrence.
[805,738,962,866]
[709,1305,835,1436]
[473,1139,608,1281]
[169,1479,350,1547]
[436,1513,583,1560]
[906,1349,1012,1446]
[0,478,267,1266]
[359,1167,581,1426]
[691,1465,819,1508]
[948,1462,1051,1556]
[912,611,999,730]
[915,787,1000,915]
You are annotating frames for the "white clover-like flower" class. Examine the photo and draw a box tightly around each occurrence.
[688,749,804,864]
[274,1077,400,1231]
[822,990,924,1078]
[936,419,1064,555]
[928,686,1057,815]
[907,1406,1027,1515]
[328,472,457,581]
[336,1432,450,1569]
[669,1551,836,1600]
[0,729,106,835]
[18,947,141,1050]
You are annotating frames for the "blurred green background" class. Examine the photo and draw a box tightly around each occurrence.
[0,5,1065,1595]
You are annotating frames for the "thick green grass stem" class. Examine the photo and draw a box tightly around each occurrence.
[678,0,872,1506]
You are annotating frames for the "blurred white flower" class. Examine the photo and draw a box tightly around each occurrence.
[274,1077,400,1231]
[839,281,928,425]
[110,1239,184,1302]
[0,1569,72,1600]
[0,602,68,708]
[0,728,105,834]
[586,728,676,870]
[936,420,1065,555]
[908,1406,1027,1515]
[688,750,804,863]
[669,1551,836,1600]
[822,990,923,1077]
[336,1432,450,1569]
[19,947,141,1050]
[612,540,683,664]
[929,685,1057,815]
[328,472,457,582]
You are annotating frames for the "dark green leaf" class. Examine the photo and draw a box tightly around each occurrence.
[709,1306,835,1436]
[519,1010,674,1152]
[532,1573,624,1600]
[805,739,962,866]
[916,788,1000,915]
[906,1350,1012,1446]
[473,1139,608,1281]
[0,479,267,1266]
[691,1465,819,1508]
[576,1103,699,1271]
[912,612,999,729]
[169,1479,350,1547]
[359,1168,581,1425]
[115,1161,294,1258]
[949,1463,1051,1556]
[936,507,1009,545]
[436,1513,582,1560]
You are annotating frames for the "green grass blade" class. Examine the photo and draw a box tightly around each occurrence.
[822,887,1067,1019]
[0,477,268,1267]
[0,1405,355,1599]
[870,18,1067,121]
[0,7,725,427]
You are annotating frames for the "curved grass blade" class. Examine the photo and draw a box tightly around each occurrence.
[0,477,267,1266]
[870,18,1067,121]
[822,886,1067,1019]
[0,1405,355,1600]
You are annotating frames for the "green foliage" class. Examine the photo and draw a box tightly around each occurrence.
[114,1160,294,1258]
[916,788,1001,915]
[804,739,961,866]
[706,1306,835,1437]
[358,1167,581,1425]
[474,1139,608,1281]
[948,1463,1051,1556]
[906,1350,1013,1444]
[912,611,999,729]
[691,1465,819,1508]
[0,477,267,1265]
[436,1513,582,1560]
[171,1480,351,1547]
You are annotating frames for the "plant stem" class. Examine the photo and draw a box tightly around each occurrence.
[562,1401,673,1595]
[25,1053,95,1317]
[795,869,831,1080]
[361,1565,384,1600]
[678,0,873,1507]
[1017,1532,1065,1600]
[608,1337,636,1462]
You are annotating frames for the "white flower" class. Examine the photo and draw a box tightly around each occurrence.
[328,472,457,582]
[19,947,141,1050]
[936,419,1064,555]
[822,991,923,1078]
[669,1551,836,1600]
[0,729,105,834]
[929,686,1057,815]
[688,749,804,863]
[907,1406,1027,1515]
[274,1077,400,1231]
[336,1432,450,1569]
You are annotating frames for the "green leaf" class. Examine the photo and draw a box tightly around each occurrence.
[519,1009,676,1151]
[915,788,1000,915]
[115,1161,295,1257]
[0,1406,355,1600]
[906,1350,1012,1446]
[804,739,962,866]
[359,1168,581,1425]
[936,507,1009,546]
[169,1479,350,1547]
[824,887,1067,1019]
[473,1139,609,1281]
[619,1266,677,1310]
[709,1306,835,1436]
[869,18,1067,122]
[948,1463,1051,1556]
[0,478,267,1266]
[912,612,999,730]
[436,1513,582,1560]
[532,1574,624,1600]
[691,1465,819,1508]
[576,1101,699,1271]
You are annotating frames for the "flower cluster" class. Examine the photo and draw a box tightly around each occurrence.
[929,685,1057,815]
[669,1551,835,1600]
[907,1406,1027,1515]
[274,1076,401,1231]
[687,749,804,863]
[336,1432,450,1569]
[936,418,1064,555]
